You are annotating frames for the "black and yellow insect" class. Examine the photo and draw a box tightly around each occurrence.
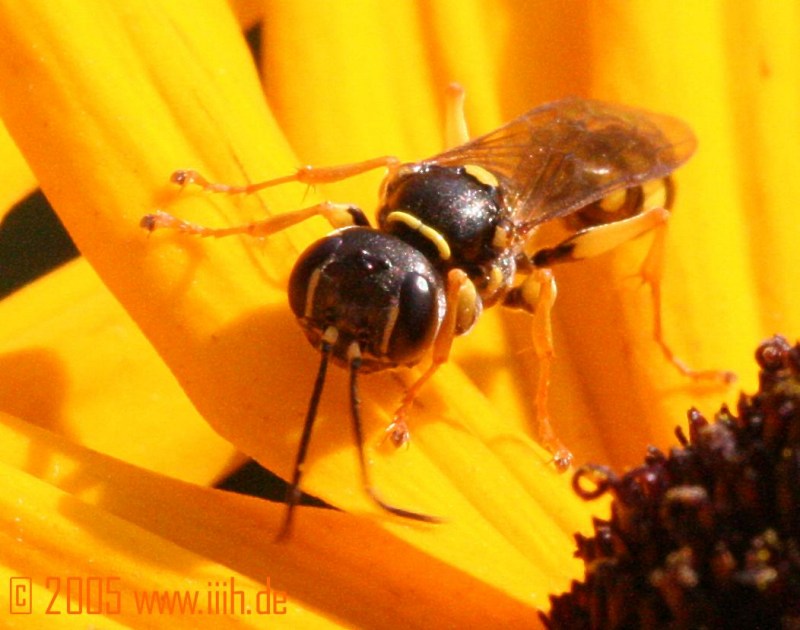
[142,87,732,537]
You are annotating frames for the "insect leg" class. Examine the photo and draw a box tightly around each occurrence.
[142,155,402,239]
[639,222,736,384]
[533,206,736,384]
[444,83,470,147]
[532,206,672,267]
[171,154,400,195]
[387,269,472,446]
[141,200,369,239]
[348,343,441,524]
[503,268,573,471]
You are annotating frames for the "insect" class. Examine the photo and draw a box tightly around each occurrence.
[142,86,733,538]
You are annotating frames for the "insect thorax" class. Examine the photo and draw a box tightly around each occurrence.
[377,163,517,309]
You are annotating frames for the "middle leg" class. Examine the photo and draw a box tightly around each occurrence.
[503,267,572,470]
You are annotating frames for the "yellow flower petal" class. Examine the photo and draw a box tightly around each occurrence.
[263,0,441,214]
[9,2,791,623]
[0,120,35,216]
[0,2,302,477]
[545,3,800,468]
[724,4,800,335]
[228,0,264,31]
[0,411,545,625]
[0,258,237,484]
[0,1,591,616]
[0,413,328,628]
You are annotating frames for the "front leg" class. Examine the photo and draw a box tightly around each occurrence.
[171,154,400,195]
[141,201,369,239]
[385,269,475,448]
[141,154,401,239]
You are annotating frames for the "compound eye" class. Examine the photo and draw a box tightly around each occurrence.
[388,271,441,364]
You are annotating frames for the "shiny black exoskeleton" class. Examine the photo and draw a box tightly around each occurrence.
[288,226,445,372]
[378,164,517,309]
[288,164,517,377]
[379,165,501,265]
[293,170,502,381]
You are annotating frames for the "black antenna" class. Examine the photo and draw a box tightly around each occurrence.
[275,335,440,541]
[348,351,441,524]
[275,335,332,541]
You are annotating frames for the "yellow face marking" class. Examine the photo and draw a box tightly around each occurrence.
[305,268,323,319]
[380,303,401,356]
[463,164,499,189]
[384,210,452,260]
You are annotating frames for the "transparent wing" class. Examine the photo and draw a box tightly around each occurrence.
[423,98,697,230]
